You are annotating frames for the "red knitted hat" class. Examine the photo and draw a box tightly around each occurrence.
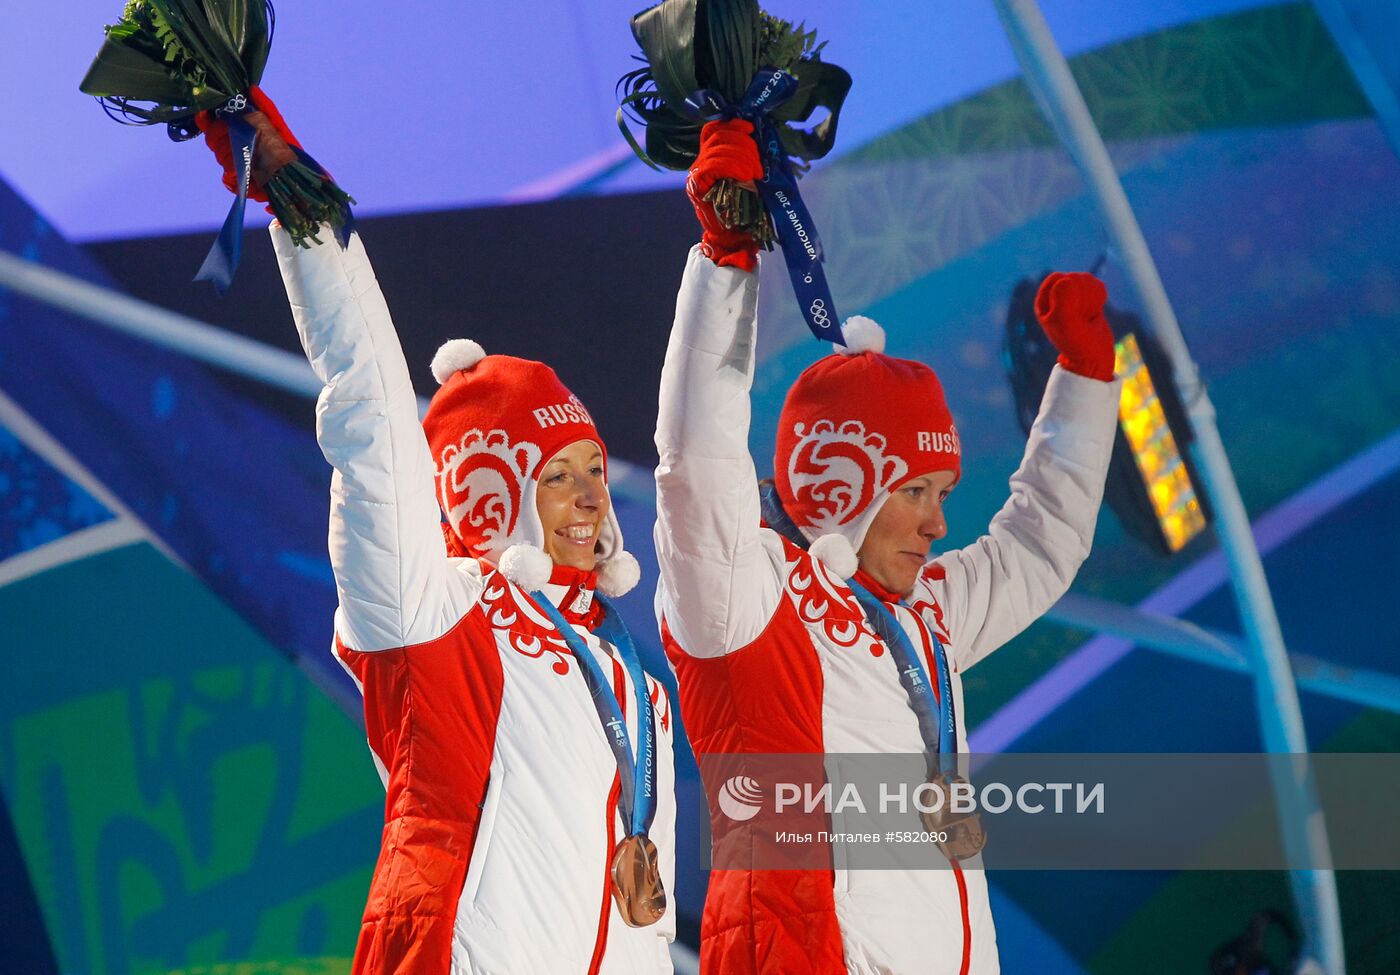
[774,317,961,553]
[423,340,637,595]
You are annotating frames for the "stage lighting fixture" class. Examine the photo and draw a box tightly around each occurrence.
[1002,273,1212,556]
[1112,333,1208,552]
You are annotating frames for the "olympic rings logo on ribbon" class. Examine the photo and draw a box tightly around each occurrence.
[810,299,831,328]
[217,93,249,116]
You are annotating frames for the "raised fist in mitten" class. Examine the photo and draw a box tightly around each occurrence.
[1034,272,1116,382]
[195,87,302,206]
[687,118,765,271]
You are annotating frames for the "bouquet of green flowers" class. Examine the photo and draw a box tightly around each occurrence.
[80,1,353,287]
[617,0,850,249]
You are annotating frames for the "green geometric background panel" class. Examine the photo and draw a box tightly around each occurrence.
[846,2,1368,164]
[0,543,380,975]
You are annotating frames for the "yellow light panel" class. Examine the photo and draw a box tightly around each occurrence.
[1114,334,1208,552]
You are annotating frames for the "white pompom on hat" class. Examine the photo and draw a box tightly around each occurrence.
[430,338,487,384]
[497,544,554,592]
[596,550,641,598]
[808,533,859,579]
[835,315,886,356]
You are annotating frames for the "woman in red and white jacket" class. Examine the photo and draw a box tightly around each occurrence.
[277,230,678,975]
[653,119,1123,974]
[199,94,677,975]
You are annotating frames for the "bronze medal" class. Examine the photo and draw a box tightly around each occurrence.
[919,772,988,861]
[610,834,667,928]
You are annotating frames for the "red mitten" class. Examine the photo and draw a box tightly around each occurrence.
[687,118,765,271]
[194,87,302,207]
[1034,272,1116,382]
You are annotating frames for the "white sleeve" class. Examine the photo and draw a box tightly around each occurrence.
[273,226,471,652]
[918,365,1122,672]
[653,246,785,659]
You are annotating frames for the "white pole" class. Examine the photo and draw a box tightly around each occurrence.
[989,3,1345,972]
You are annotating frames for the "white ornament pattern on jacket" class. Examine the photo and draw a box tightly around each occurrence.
[480,576,575,675]
[783,551,883,658]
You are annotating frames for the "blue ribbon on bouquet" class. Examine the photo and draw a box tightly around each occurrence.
[687,70,845,345]
[191,94,352,293]
[193,94,258,292]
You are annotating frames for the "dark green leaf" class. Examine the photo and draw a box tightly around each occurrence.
[645,119,701,170]
[80,36,197,103]
[242,1,272,86]
[203,0,245,62]
[151,0,247,94]
[700,0,758,98]
[615,103,665,170]
[769,60,851,161]
[630,0,701,111]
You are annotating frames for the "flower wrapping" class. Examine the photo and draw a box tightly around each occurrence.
[617,0,852,341]
[80,1,354,289]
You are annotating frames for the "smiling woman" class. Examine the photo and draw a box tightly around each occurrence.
[146,57,685,959]
[537,441,611,571]
[270,227,678,973]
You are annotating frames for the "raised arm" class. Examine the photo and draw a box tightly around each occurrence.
[915,272,1122,670]
[653,245,784,658]
[917,363,1120,671]
[273,227,465,652]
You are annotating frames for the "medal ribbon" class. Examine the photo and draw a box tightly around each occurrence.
[686,70,845,345]
[847,579,958,779]
[532,592,658,838]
